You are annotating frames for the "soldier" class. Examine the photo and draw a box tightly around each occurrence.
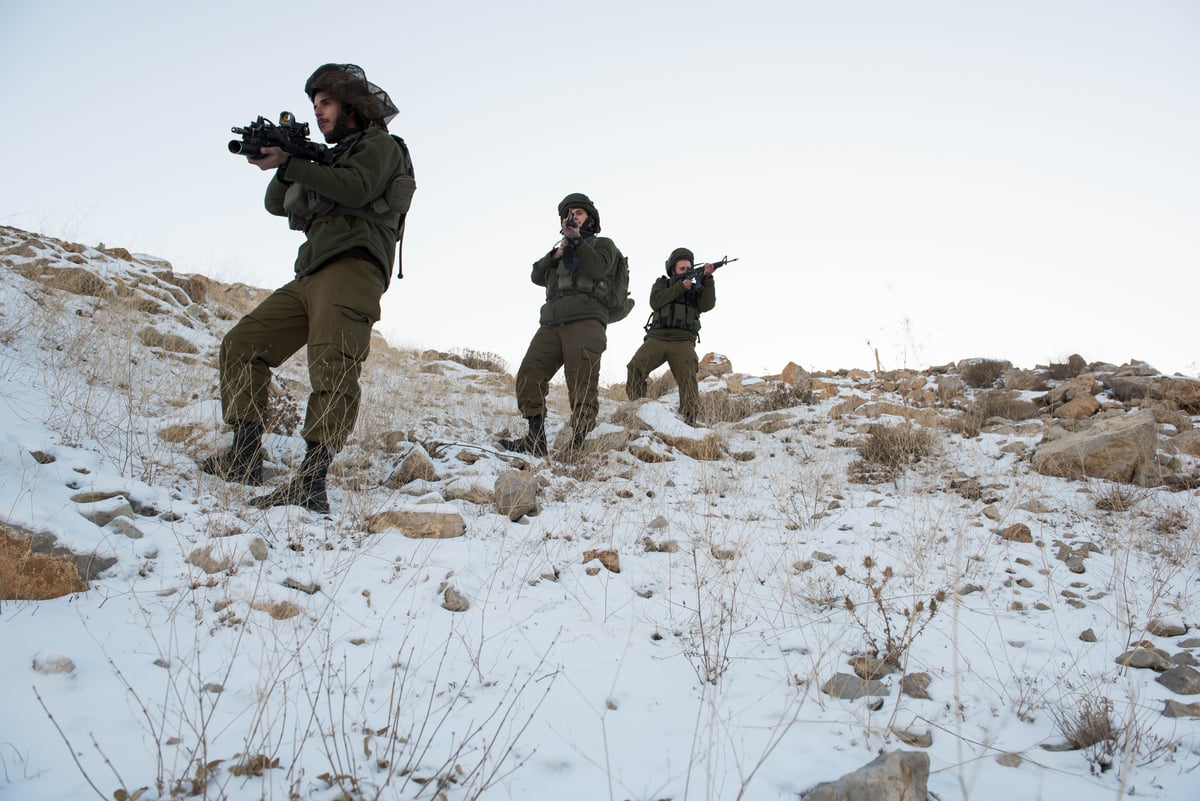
[201,64,414,514]
[499,193,622,456]
[625,247,716,427]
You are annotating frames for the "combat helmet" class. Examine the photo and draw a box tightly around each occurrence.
[665,247,694,276]
[304,63,399,129]
[557,192,601,234]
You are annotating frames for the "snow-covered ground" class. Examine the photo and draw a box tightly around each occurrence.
[2,226,1198,800]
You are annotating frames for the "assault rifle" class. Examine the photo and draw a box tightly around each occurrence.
[228,111,328,161]
[668,255,738,288]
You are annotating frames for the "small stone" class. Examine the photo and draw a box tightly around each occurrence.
[32,653,76,675]
[891,727,933,748]
[995,753,1023,768]
[1147,618,1188,638]
[249,537,269,561]
[1162,700,1200,718]
[900,672,932,700]
[583,549,620,573]
[998,524,1032,543]
[821,672,889,700]
[441,587,470,612]
[1155,666,1200,695]
[1079,628,1097,642]
[283,577,320,595]
[1116,648,1173,671]
[848,656,896,680]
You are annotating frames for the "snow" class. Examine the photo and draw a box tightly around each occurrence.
[1,226,1198,800]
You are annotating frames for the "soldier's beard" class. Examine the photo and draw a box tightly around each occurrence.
[323,113,354,143]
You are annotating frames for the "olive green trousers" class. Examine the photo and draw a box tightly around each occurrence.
[218,257,385,451]
[514,319,606,435]
[626,336,700,422]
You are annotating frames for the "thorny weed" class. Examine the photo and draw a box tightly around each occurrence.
[837,556,947,667]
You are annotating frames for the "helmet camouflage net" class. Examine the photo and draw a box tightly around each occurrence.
[304,63,399,128]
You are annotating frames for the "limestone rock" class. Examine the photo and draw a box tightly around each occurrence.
[32,652,76,675]
[661,432,725,461]
[136,327,199,355]
[1162,700,1200,718]
[1116,647,1173,671]
[494,470,539,521]
[801,750,928,801]
[384,445,439,488]
[442,586,470,612]
[186,546,234,574]
[697,352,732,378]
[1033,409,1157,484]
[1,522,114,600]
[900,672,932,699]
[1147,618,1188,638]
[781,361,812,390]
[821,673,889,700]
[1156,666,1200,695]
[367,510,466,539]
[998,523,1032,543]
[583,549,620,573]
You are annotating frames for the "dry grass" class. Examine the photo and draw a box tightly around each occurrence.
[1094,484,1149,513]
[448,348,509,374]
[947,389,1040,437]
[959,359,1008,389]
[848,423,938,483]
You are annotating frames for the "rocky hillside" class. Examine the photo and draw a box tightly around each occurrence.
[1,224,1198,801]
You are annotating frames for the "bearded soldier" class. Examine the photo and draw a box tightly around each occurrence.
[201,63,414,514]
[625,247,716,427]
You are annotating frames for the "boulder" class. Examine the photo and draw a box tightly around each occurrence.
[802,751,929,801]
[1033,409,1157,484]
[384,445,439,488]
[697,352,732,379]
[1,522,115,600]
[494,470,539,520]
[366,510,466,539]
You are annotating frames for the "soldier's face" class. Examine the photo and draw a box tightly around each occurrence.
[313,91,355,138]
[672,259,693,275]
[564,208,589,228]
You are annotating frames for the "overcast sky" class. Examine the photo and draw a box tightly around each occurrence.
[3,0,1197,381]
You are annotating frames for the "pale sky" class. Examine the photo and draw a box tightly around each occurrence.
[3,0,1197,380]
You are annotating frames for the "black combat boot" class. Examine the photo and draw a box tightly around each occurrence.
[200,422,264,485]
[250,441,332,514]
[498,416,548,457]
[569,426,589,451]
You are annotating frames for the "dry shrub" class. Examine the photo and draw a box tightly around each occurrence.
[960,359,1008,389]
[948,389,1039,437]
[1052,695,1117,750]
[1046,354,1088,380]
[838,556,947,666]
[1154,508,1190,535]
[753,383,814,413]
[698,390,758,424]
[645,370,677,400]
[448,348,508,374]
[848,423,937,482]
[1094,484,1149,513]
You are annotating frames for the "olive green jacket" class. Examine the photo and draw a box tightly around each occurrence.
[265,126,405,285]
[531,235,619,326]
[645,275,716,341]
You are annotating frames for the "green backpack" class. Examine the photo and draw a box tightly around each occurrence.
[598,247,635,323]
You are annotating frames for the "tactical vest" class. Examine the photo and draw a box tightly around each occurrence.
[649,290,703,336]
[282,132,415,237]
[546,243,600,300]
